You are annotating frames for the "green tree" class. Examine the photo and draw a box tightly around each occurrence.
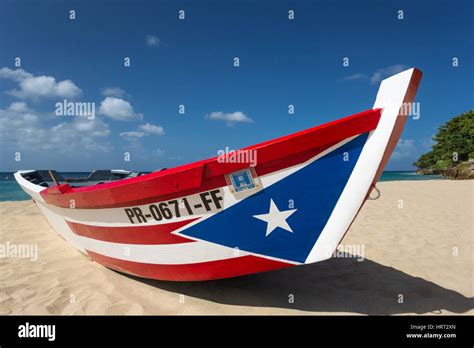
[414,110,474,169]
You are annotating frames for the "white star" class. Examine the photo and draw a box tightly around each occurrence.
[253,199,297,237]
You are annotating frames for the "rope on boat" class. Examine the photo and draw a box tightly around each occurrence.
[367,185,381,200]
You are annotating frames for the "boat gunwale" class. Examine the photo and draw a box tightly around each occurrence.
[33,107,382,209]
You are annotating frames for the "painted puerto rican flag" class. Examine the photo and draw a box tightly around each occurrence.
[15,68,423,281]
[35,130,370,281]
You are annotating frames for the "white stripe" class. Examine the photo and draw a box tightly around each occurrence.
[305,68,417,263]
[38,197,302,265]
[36,201,248,264]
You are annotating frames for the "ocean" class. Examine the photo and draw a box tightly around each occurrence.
[0,171,443,202]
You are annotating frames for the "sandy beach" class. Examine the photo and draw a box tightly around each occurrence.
[0,180,472,315]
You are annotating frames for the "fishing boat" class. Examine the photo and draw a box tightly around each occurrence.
[15,68,422,281]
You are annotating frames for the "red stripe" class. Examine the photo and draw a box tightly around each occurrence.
[67,219,197,245]
[86,250,293,281]
[41,108,381,209]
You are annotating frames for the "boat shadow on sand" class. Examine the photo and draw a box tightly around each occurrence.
[123,257,473,315]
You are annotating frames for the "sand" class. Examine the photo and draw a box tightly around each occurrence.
[0,180,472,315]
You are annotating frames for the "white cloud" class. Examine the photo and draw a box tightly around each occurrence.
[146,35,160,47]
[138,123,164,135]
[120,131,148,139]
[0,102,112,154]
[343,65,409,84]
[99,97,143,121]
[70,118,111,137]
[0,67,82,99]
[392,138,416,160]
[0,67,32,82]
[0,102,38,129]
[343,73,367,81]
[370,65,408,84]
[207,111,254,125]
[8,101,31,113]
[101,87,126,98]
[120,123,164,142]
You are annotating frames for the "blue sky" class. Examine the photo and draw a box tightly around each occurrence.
[0,0,472,172]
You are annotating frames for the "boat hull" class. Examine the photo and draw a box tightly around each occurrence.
[15,68,422,281]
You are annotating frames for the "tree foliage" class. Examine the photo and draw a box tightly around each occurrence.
[414,110,474,169]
